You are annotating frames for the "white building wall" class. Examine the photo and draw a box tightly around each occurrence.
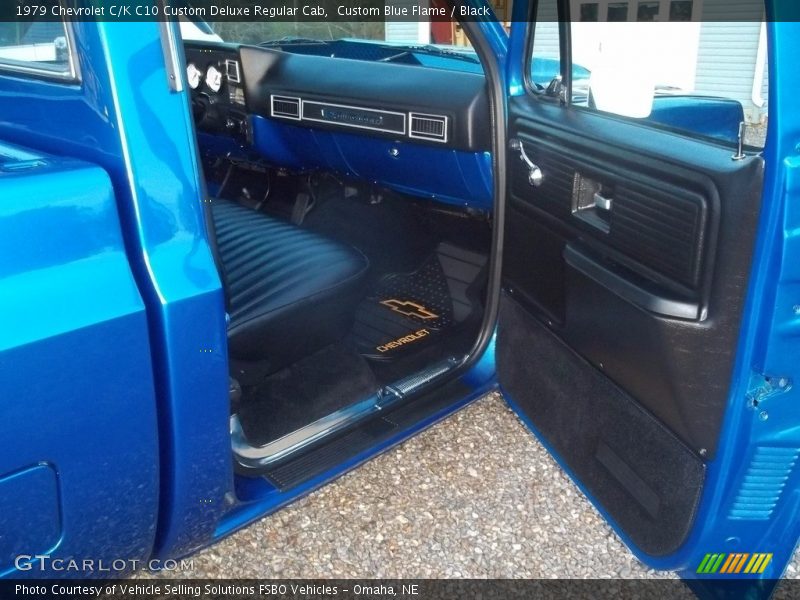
[681,0,767,119]
[530,1,560,58]
[694,22,765,117]
[384,0,431,44]
[529,0,769,121]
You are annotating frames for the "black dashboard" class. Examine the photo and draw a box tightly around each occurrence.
[183,42,493,208]
[184,42,490,152]
[185,45,250,142]
[238,45,490,152]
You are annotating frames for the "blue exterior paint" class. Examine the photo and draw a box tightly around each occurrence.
[0,143,159,576]
[507,6,532,97]
[0,21,231,565]
[92,22,232,560]
[648,95,745,146]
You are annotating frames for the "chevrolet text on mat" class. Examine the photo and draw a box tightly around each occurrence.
[0,0,797,597]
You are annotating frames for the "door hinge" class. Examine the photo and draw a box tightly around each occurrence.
[746,372,792,417]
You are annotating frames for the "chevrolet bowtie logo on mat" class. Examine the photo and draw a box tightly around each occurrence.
[696,553,773,575]
[381,299,439,320]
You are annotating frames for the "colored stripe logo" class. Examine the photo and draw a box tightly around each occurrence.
[696,553,772,574]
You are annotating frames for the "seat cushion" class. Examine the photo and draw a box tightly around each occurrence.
[211,198,369,370]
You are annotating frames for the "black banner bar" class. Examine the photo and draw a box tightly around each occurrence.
[3,0,800,22]
[1,578,794,600]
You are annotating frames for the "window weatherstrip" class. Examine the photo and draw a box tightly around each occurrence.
[0,20,80,83]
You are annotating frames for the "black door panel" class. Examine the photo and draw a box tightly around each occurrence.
[563,244,702,320]
[498,292,705,556]
[502,97,764,460]
[500,97,764,555]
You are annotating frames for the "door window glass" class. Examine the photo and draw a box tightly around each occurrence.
[0,21,75,79]
[529,0,768,147]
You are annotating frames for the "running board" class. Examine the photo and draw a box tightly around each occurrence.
[231,357,462,470]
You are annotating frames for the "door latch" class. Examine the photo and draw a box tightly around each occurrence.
[510,138,544,187]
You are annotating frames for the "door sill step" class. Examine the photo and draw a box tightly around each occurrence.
[231,357,462,470]
[261,375,475,491]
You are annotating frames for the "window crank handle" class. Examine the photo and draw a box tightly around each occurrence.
[510,138,543,187]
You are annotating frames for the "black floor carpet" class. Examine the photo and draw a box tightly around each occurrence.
[238,343,380,447]
[303,190,437,282]
[302,180,492,286]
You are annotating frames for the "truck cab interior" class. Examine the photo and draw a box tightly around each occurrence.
[2,2,799,583]
[183,34,496,474]
[179,8,790,571]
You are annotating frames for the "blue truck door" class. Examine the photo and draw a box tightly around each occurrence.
[0,82,160,583]
[499,0,800,589]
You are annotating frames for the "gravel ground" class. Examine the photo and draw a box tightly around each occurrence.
[143,392,799,580]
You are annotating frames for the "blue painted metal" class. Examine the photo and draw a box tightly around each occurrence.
[0,20,232,564]
[507,2,533,97]
[250,116,494,209]
[648,95,745,146]
[530,56,590,87]
[0,465,61,573]
[91,21,232,560]
[503,0,800,585]
[0,143,159,576]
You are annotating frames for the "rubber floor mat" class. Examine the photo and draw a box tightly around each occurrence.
[351,243,487,361]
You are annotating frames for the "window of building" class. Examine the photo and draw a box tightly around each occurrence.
[575,0,699,21]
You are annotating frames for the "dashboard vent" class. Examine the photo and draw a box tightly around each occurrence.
[271,95,301,120]
[225,60,241,84]
[409,113,447,142]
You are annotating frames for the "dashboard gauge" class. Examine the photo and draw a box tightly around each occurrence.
[186,63,202,89]
[206,65,223,93]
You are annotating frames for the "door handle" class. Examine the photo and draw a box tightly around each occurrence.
[593,191,613,211]
[510,138,544,187]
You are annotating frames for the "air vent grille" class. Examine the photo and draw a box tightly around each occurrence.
[271,95,301,120]
[225,60,241,84]
[410,113,447,142]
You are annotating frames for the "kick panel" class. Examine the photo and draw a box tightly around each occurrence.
[497,293,705,556]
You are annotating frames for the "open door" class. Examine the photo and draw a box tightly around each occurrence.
[498,0,800,585]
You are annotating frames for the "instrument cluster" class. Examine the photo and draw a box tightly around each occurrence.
[185,47,249,142]
[186,58,240,97]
